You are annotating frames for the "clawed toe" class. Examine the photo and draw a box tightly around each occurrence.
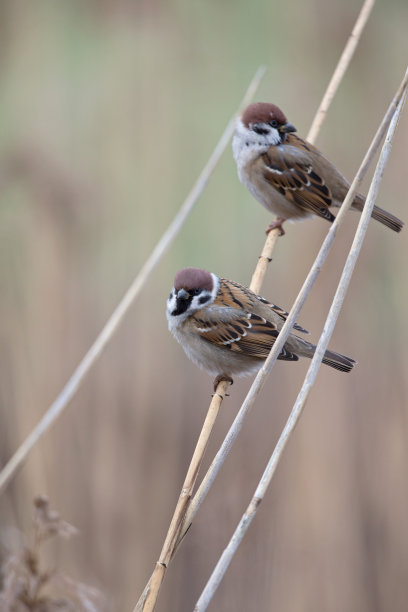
[266,217,286,236]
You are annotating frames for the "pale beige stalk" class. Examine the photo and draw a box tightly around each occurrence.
[133,4,379,610]
[177,0,385,549]
[137,380,230,612]
[193,72,407,612]
[135,227,281,612]
[181,66,408,559]
[307,0,375,144]
[246,0,375,297]
[249,228,281,295]
[0,67,266,496]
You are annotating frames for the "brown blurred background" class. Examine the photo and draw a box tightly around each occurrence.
[1,0,407,610]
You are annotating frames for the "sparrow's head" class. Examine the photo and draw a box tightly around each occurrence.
[240,102,297,145]
[166,267,219,320]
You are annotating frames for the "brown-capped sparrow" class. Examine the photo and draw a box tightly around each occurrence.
[167,267,355,389]
[232,102,404,234]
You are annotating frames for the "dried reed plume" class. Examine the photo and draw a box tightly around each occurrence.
[0,496,105,611]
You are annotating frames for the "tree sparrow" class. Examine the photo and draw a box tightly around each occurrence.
[166,267,355,388]
[232,102,404,234]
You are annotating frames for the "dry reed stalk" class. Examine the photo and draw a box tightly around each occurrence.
[133,5,378,610]
[180,66,408,556]
[249,228,281,294]
[0,67,266,497]
[135,227,281,612]
[193,74,407,612]
[136,380,230,612]
[240,0,375,298]
[307,0,375,143]
[175,0,382,548]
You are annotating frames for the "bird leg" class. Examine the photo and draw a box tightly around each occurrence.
[213,374,233,392]
[266,217,286,236]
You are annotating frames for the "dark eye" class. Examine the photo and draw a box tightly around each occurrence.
[191,288,201,296]
[253,125,270,135]
[269,119,278,128]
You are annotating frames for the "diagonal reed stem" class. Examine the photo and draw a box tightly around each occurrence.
[136,380,230,612]
[0,66,266,497]
[177,0,382,548]
[180,66,408,554]
[131,69,267,612]
[136,227,282,612]
[194,73,407,612]
[307,0,375,143]
[134,224,281,612]
[133,4,380,610]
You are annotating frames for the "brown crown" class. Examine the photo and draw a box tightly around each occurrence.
[241,102,288,128]
[174,267,214,292]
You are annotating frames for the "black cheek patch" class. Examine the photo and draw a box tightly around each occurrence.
[199,295,211,305]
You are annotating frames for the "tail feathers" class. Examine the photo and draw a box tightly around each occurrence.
[370,205,404,233]
[322,349,356,373]
[294,338,355,373]
[353,198,404,233]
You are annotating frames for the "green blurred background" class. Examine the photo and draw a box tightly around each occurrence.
[1,0,407,610]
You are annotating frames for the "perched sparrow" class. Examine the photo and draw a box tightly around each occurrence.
[166,267,355,388]
[232,102,404,234]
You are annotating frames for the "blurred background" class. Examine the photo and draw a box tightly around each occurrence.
[1,0,407,610]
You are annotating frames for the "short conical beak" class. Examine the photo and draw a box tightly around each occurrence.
[177,288,190,300]
[280,122,297,134]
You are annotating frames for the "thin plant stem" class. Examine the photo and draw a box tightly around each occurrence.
[131,69,266,611]
[135,4,380,608]
[134,231,282,612]
[249,228,282,295]
[307,0,375,144]
[247,0,375,299]
[193,78,407,612]
[179,67,408,548]
[137,380,230,612]
[0,67,266,496]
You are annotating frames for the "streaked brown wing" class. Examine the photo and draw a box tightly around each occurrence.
[215,278,258,311]
[255,296,309,334]
[216,278,308,334]
[192,310,274,357]
[192,310,299,361]
[261,140,336,222]
[192,279,303,361]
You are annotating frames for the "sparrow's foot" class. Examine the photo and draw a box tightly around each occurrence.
[266,217,286,236]
[213,374,233,392]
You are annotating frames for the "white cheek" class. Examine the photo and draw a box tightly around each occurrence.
[166,293,177,319]
[190,296,202,311]
[232,121,253,163]
[233,120,281,164]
